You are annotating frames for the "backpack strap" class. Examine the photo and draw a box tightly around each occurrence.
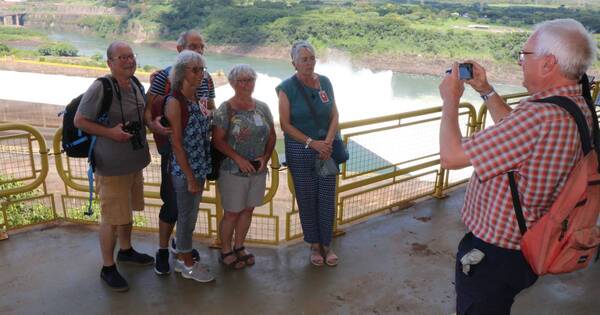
[130,75,145,96]
[579,74,600,172]
[84,77,114,216]
[507,96,594,235]
[171,90,190,130]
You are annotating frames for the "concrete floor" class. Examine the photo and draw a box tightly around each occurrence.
[1,187,598,315]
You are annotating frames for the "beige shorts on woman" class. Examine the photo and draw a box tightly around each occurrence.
[217,171,267,212]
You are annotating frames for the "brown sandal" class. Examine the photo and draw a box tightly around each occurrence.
[220,251,245,270]
[234,246,255,266]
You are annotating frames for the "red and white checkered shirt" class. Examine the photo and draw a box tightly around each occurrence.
[461,84,593,250]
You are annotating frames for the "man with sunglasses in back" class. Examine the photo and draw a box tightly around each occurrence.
[439,19,596,314]
[144,30,216,276]
[74,41,153,292]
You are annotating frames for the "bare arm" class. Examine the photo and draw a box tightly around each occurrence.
[212,125,255,173]
[465,60,511,123]
[144,91,172,136]
[165,98,201,194]
[278,90,332,157]
[439,63,471,169]
[259,124,277,171]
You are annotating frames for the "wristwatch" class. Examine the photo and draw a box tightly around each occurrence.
[305,137,313,149]
[480,89,496,101]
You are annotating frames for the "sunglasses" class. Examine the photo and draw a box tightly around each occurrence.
[188,66,207,74]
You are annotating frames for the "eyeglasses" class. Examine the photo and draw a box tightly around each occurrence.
[518,50,535,63]
[112,54,136,62]
[236,78,255,84]
[188,66,206,74]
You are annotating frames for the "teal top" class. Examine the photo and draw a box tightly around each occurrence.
[275,74,335,140]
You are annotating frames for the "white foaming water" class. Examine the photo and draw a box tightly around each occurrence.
[0,70,150,105]
[215,59,482,123]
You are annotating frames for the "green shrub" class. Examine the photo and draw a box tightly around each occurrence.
[0,43,10,55]
[38,42,78,57]
[0,176,54,228]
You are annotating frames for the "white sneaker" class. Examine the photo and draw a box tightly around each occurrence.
[178,261,215,283]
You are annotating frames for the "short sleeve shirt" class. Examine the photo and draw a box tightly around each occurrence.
[149,66,216,102]
[213,99,274,174]
[275,74,335,140]
[461,85,593,249]
[76,76,150,176]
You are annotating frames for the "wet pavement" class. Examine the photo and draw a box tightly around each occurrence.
[1,187,598,315]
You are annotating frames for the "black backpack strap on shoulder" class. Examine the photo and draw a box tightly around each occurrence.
[97,77,113,121]
[533,96,592,154]
[508,171,528,235]
[131,75,145,96]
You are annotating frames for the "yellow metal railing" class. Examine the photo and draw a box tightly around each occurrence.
[9,83,597,244]
[284,103,478,239]
[51,127,283,244]
[0,123,57,236]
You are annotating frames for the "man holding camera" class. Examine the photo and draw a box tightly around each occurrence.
[75,41,153,292]
[439,19,596,314]
[144,30,215,275]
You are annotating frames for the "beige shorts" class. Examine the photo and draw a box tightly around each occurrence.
[217,171,267,213]
[96,171,144,225]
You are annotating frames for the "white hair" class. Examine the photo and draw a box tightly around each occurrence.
[532,19,597,80]
[176,30,202,48]
[227,64,257,84]
[290,40,315,63]
[169,50,205,92]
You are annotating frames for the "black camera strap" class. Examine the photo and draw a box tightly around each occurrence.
[110,76,143,127]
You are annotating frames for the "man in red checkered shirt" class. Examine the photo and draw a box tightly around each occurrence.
[439,19,596,315]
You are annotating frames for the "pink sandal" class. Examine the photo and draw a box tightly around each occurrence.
[310,246,324,266]
[324,248,338,267]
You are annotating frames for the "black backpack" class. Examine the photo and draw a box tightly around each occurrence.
[61,76,144,158]
[60,76,144,215]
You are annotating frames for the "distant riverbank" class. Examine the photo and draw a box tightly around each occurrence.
[155,41,528,86]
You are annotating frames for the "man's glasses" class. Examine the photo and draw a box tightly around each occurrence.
[188,66,207,74]
[518,51,535,63]
[112,54,136,62]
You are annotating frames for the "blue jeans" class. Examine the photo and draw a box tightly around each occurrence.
[171,175,205,253]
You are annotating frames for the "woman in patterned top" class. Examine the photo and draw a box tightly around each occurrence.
[213,64,276,269]
[164,50,214,282]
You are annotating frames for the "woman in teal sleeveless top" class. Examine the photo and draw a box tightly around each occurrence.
[276,40,340,267]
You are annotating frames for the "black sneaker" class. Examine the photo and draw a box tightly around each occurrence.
[170,238,200,262]
[154,249,170,275]
[117,248,155,266]
[101,265,129,292]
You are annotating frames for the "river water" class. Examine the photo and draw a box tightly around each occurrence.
[38,32,523,123]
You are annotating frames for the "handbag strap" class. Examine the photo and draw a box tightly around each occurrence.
[292,75,327,136]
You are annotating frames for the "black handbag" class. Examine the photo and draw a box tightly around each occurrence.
[206,103,233,181]
[292,76,349,165]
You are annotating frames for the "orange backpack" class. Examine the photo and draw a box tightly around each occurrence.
[508,95,600,275]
